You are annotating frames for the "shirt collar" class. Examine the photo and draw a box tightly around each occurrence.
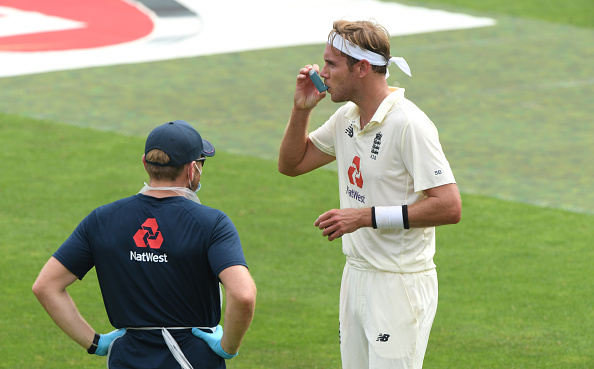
[345,87,405,127]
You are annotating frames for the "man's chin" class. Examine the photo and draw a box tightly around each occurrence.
[330,93,346,103]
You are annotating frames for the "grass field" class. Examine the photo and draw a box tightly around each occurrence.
[1,1,592,214]
[395,0,594,28]
[1,0,593,368]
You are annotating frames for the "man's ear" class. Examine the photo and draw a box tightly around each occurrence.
[142,154,148,171]
[358,59,372,77]
[188,162,200,179]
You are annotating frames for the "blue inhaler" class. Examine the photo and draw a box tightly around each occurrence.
[308,69,329,92]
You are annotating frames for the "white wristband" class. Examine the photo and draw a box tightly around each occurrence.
[372,206,409,229]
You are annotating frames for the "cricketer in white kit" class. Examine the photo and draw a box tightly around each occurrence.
[279,20,461,369]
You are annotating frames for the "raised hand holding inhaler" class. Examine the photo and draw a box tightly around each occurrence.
[308,69,329,92]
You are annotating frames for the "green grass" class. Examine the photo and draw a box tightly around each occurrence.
[2,114,593,368]
[1,0,592,215]
[388,0,594,28]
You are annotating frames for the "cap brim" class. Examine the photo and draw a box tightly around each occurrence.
[202,139,215,157]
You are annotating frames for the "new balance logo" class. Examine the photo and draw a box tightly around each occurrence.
[345,125,354,138]
[376,333,390,342]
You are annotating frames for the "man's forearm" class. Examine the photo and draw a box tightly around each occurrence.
[35,288,95,349]
[408,184,462,227]
[32,257,96,350]
[278,107,312,176]
[220,291,256,354]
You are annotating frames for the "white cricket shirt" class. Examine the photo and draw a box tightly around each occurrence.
[309,88,456,273]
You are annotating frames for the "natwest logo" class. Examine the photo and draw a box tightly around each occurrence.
[347,156,364,188]
[133,218,163,249]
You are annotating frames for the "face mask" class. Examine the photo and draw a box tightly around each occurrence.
[139,183,201,204]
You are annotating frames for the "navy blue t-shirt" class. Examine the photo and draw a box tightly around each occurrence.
[53,194,247,368]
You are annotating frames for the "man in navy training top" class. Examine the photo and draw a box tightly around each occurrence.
[33,120,257,369]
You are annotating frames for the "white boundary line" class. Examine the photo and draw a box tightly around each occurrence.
[0,0,495,77]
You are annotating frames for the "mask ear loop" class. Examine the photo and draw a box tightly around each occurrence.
[190,162,203,192]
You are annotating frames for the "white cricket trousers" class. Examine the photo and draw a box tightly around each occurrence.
[339,257,438,369]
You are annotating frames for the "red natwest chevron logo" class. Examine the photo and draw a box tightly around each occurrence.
[348,156,364,188]
[133,218,163,249]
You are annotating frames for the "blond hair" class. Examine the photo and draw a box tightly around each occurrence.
[145,149,185,181]
[329,20,391,74]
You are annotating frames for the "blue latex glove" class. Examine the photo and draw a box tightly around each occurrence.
[192,325,238,359]
[95,328,126,356]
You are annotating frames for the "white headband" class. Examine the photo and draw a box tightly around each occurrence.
[328,33,412,78]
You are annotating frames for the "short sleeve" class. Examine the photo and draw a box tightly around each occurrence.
[309,108,344,157]
[206,214,247,277]
[52,214,96,280]
[401,112,456,192]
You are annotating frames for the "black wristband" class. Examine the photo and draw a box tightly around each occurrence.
[87,333,100,354]
[402,205,409,229]
[371,207,377,229]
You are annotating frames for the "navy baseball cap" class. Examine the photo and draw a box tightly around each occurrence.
[144,120,215,167]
